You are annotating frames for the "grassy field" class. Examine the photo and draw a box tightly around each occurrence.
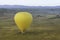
[0,16,60,40]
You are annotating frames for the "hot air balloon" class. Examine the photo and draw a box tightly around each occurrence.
[14,12,33,33]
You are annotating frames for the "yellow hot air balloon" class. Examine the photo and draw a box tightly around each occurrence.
[14,12,33,33]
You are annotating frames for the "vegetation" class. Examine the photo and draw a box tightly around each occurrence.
[0,8,60,40]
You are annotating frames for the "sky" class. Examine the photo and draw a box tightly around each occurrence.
[0,0,60,6]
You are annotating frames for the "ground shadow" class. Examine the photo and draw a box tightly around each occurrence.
[15,30,58,35]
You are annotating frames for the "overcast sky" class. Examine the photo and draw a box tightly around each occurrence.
[0,0,60,6]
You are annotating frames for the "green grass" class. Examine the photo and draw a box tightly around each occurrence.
[0,16,60,40]
[0,28,60,40]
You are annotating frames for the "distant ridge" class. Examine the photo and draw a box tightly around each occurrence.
[0,5,60,9]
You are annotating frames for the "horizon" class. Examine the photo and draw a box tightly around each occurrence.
[0,5,60,7]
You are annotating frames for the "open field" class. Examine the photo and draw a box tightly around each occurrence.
[0,16,60,40]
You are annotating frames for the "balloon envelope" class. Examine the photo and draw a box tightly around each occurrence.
[14,12,33,33]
